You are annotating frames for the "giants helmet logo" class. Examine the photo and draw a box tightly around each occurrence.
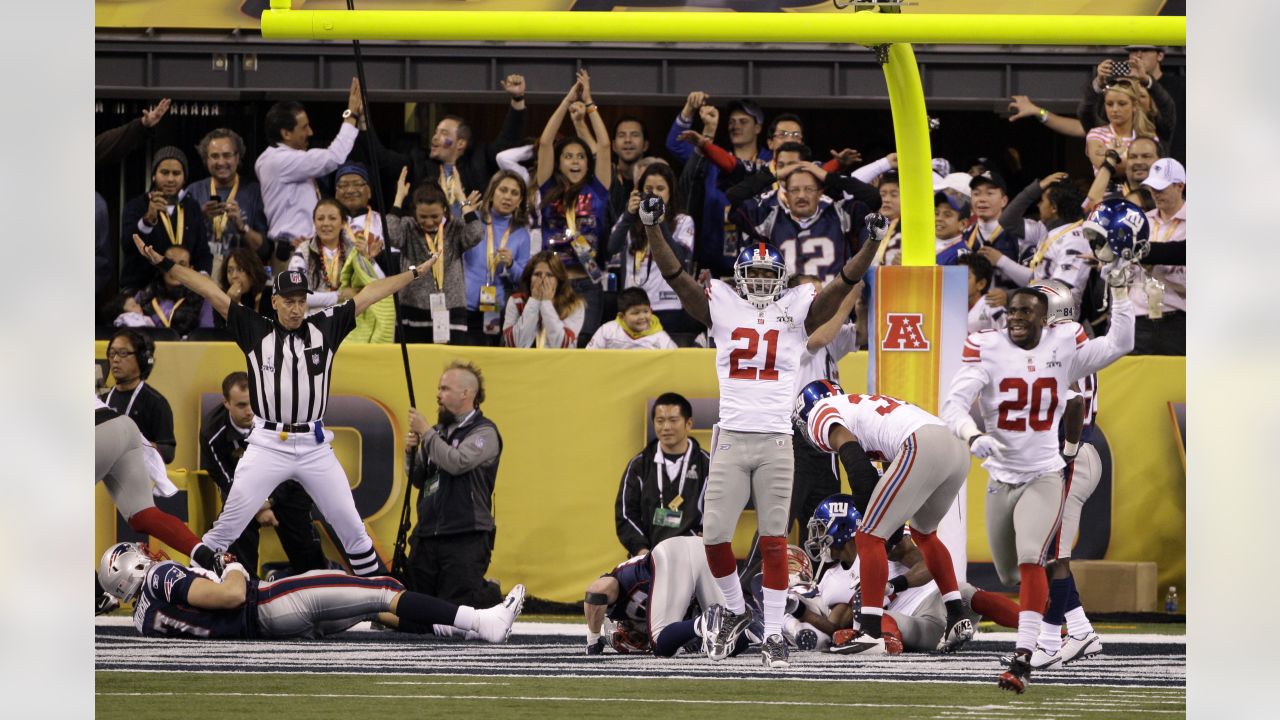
[881,313,931,351]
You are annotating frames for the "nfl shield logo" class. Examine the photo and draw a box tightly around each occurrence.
[307,349,323,369]
[290,271,303,284]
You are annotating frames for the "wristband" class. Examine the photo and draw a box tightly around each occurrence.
[510,94,525,103]
[155,257,175,272]
[586,105,599,115]
[1100,162,1116,176]
[968,433,983,448]
[889,575,909,594]
[585,102,597,109]
[839,267,859,286]
[1037,108,1049,124]
[1062,440,1080,457]
[661,268,685,283]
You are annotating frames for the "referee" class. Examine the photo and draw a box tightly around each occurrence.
[133,233,437,577]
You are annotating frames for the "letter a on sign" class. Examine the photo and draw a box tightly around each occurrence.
[881,313,931,351]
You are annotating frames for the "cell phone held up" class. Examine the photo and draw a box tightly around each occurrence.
[1110,60,1131,80]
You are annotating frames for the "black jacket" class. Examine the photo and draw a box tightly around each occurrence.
[410,411,503,537]
[199,406,250,497]
[120,191,212,293]
[614,438,710,557]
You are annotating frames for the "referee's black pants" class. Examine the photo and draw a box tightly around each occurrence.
[223,480,327,579]
[407,530,502,608]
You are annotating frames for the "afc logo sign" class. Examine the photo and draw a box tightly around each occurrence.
[881,313,931,351]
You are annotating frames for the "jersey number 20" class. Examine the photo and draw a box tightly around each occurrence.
[728,328,779,381]
[996,378,1059,431]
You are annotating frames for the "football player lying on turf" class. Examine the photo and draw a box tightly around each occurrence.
[583,536,741,657]
[98,542,524,641]
[784,494,1021,655]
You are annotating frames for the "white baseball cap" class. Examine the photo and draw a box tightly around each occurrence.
[1141,158,1186,191]
[936,172,973,198]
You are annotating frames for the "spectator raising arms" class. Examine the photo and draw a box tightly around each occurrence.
[289,198,354,311]
[464,171,532,344]
[536,69,613,345]
[608,162,699,335]
[387,180,484,344]
[502,251,585,348]
[134,245,214,336]
[120,146,211,292]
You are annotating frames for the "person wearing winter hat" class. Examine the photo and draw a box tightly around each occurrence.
[120,145,211,292]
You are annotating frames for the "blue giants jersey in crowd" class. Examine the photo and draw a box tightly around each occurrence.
[605,554,654,625]
[133,561,257,639]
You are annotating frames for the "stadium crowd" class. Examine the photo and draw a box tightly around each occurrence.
[95,45,1184,354]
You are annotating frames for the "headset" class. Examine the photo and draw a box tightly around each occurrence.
[112,328,155,379]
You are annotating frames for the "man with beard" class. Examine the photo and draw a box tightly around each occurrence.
[120,146,211,292]
[608,116,651,223]
[404,360,503,608]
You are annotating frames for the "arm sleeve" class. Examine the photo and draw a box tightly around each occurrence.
[271,123,359,183]
[614,456,650,556]
[1071,294,1135,377]
[458,212,484,252]
[495,145,533,184]
[824,173,882,210]
[700,142,739,175]
[941,355,989,442]
[994,255,1033,286]
[95,118,149,166]
[224,301,271,354]
[608,212,637,257]
[851,156,894,184]
[420,425,500,475]
[665,114,695,164]
[321,300,359,347]
[724,169,777,207]
[1001,180,1043,233]
[1148,80,1178,150]
[1143,240,1185,266]
[349,128,411,187]
[491,105,527,156]
[384,213,413,250]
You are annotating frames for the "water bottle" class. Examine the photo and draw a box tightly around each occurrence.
[1164,586,1178,613]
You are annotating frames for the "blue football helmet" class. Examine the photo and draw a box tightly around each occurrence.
[1082,198,1151,264]
[792,379,845,450]
[805,493,863,565]
[734,243,789,308]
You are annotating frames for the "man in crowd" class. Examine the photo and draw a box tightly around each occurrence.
[1131,158,1186,355]
[120,146,211,292]
[1126,44,1185,163]
[187,128,268,282]
[615,392,710,557]
[405,360,504,608]
[133,245,213,337]
[609,115,651,221]
[1124,136,1160,190]
[200,372,326,579]
[102,329,176,465]
[256,78,363,262]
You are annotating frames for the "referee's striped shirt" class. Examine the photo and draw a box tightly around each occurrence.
[225,301,356,425]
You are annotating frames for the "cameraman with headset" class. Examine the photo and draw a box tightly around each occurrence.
[102,329,176,464]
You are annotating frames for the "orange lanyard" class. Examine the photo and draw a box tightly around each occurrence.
[321,247,342,290]
[210,177,239,240]
[1152,215,1182,245]
[564,204,578,237]
[1030,221,1083,269]
[158,203,184,249]
[438,166,464,205]
[425,220,447,288]
[150,297,186,328]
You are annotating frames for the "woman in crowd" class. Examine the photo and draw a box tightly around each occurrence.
[339,227,396,344]
[1084,78,1160,172]
[215,245,273,327]
[289,198,355,311]
[606,161,700,336]
[535,69,612,345]
[464,170,533,343]
[502,250,584,349]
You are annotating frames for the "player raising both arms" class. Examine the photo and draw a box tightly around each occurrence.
[940,207,1145,693]
[793,380,976,655]
[639,193,884,669]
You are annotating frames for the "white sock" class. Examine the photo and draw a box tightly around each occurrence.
[1065,606,1094,637]
[1038,620,1063,653]
[762,587,787,639]
[1017,610,1041,653]
[454,604,477,632]
[713,573,746,614]
[941,590,962,603]
[432,623,460,637]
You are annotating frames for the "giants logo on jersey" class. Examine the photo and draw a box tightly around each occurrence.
[881,313,931,351]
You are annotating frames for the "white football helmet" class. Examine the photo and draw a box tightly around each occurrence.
[98,542,154,602]
[1029,279,1076,326]
[734,243,789,309]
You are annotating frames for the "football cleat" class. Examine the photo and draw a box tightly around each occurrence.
[1000,647,1062,670]
[95,591,120,616]
[998,652,1032,693]
[1060,632,1103,664]
[761,633,790,669]
[936,616,975,653]
[473,584,525,643]
[795,628,819,652]
[829,629,889,656]
[702,604,754,662]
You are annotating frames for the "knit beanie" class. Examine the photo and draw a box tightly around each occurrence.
[151,146,189,177]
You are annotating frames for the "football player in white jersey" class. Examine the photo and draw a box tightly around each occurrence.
[1022,279,1105,669]
[794,380,975,654]
[940,262,1136,693]
[639,194,883,669]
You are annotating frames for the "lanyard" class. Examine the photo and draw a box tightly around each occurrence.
[150,297,186,328]
[158,204,184,249]
[486,222,512,283]
[425,220,447,288]
[106,381,145,418]
[564,203,578,237]
[1030,220,1084,269]
[438,166,464,206]
[655,444,693,505]
[210,176,240,241]
[321,244,343,290]
[1152,214,1182,246]
[348,208,375,252]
